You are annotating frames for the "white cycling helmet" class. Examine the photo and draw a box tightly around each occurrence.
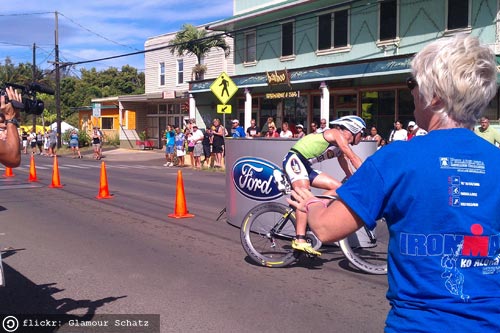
[329,115,366,135]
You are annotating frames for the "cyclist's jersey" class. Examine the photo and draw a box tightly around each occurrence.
[290,133,342,165]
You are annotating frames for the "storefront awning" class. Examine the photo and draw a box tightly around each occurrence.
[191,55,413,93]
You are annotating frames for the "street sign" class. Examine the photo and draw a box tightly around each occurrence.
[217,104,232,114]
[210,72,238,105]
[92,102,101,118]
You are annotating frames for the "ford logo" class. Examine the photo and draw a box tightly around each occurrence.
[232,157,283,201]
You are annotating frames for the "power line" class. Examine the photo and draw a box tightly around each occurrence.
[58,12,140,52]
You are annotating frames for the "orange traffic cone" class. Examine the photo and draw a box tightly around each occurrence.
[3,167,14,177]
[168,170,194,218]
[28,155,38,182]
[96,161,112,199]
[48,156,63,188]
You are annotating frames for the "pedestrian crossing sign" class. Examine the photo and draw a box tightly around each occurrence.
[210,72,238,105]
[217,104,232,114]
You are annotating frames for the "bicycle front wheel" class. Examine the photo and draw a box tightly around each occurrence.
[240,202,300,268]
[338,218,388,275]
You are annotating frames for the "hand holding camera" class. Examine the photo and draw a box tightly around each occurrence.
[0,86,22,121]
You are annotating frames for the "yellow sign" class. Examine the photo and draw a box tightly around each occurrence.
[210,72,238,105]
[217,104,232,114]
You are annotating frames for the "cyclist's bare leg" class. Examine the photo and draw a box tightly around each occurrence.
[292,179,311,242]
[294,174,341,242]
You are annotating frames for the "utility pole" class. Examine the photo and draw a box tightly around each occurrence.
[55,11,62,148]
[32,43,36,132]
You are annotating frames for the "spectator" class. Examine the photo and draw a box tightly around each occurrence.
[295,124,305,138]
[91,127,101,160]
[29,130,37,154]
[310,122,318,133]
[212,118,225,168]
[279,122,293,138]
[408,121,428,138]
[388,120,407,142]
[364,126,382,146]
[265,122,279,138]
[378,138,386,150]
[163,125,175,167]
[246,119,261,137]
[261,116,274,136]
[191,124,204,170]
[231,119,246,138]
[287,34,500,332]
[316,118,328,133]
[475,116,500,146]
[185,128,195,167]
[48,129,58,157]
[69,130,82,159]
[201,127,213,168]
[174,126,186,167]
[36,131,44,155]
[21,129,28,154]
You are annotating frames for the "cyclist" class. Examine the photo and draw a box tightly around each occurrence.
[281,115,366,255]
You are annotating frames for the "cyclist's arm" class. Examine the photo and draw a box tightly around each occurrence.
[287,187,364,242]
[325,129,363,169]
[337,154,354,178]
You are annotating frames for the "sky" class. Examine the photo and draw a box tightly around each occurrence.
[0,0,233,75]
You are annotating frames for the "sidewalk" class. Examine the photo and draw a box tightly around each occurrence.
[60,146,226,170]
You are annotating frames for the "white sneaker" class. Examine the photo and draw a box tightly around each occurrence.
[163,163,169,167]
[168,162,173,167]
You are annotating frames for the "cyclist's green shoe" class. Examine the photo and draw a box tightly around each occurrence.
[292,240,321,256]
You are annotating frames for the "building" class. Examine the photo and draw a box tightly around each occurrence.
[189,0,500,139]
[80,27,234,148]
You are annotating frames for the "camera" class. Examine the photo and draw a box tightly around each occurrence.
[1,82,55,115]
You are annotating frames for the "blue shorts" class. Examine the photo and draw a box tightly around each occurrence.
[165,145,174,154]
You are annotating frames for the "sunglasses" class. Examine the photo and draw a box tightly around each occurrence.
[406,77,418,91]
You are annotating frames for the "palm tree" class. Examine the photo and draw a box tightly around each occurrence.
[169,24,230,80]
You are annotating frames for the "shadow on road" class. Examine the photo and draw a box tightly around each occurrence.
[0,249,127,332]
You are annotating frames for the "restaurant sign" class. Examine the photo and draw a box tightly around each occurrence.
[265,91,300,99]
[266,69,291,86]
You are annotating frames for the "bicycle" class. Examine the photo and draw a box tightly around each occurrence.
[240,169,388,275]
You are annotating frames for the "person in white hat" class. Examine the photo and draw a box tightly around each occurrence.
[408,120,428,140]
[231,119,246,138]
[294,124,305,138]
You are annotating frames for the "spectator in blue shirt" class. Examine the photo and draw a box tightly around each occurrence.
[231,119,246,138]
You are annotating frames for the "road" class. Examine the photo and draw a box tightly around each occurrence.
[0,150,389,332]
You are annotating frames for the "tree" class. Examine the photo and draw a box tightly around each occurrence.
[169,24,230,80]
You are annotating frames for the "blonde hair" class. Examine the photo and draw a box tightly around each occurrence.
[411,34,497,128]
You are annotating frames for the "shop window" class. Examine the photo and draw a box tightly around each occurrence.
[318,9,349,51]
[379,0,397,41]
[158,104,167,114]
[447,0,469,30]
[245,31,257,63]
[159,62,165,86]
[281,21,294,57]
[101,117,114,130]
[362,90,396,140]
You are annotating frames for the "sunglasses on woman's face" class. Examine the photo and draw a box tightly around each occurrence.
[406,77,418,91]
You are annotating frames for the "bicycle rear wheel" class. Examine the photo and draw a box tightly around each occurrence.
[338,218,388,275]
[240,202,300,268]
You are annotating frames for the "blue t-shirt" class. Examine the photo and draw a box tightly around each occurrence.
[231,126,246,138]
[338,128,500,332]
[174,132,185,149]
[165,130,175,146]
